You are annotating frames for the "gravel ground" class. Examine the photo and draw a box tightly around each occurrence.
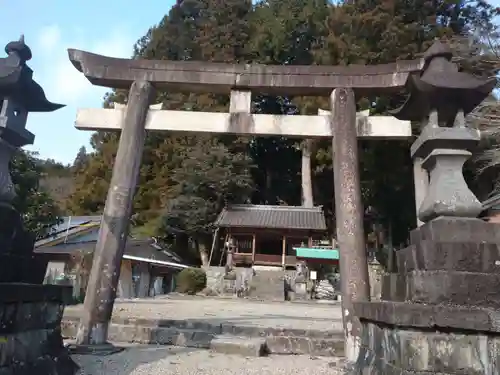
[72,345,346,375]
[65,296,344,332]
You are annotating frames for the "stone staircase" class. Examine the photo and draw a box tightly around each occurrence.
[250,268,287,300]
[210,335,268,357]
[61,315,344,357]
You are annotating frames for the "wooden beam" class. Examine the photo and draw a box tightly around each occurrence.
[67,49,424,95]
[75,108,411,139]
[282,236,287,269]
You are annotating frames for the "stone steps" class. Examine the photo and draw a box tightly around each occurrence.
[61,316,344,357]
[210,335,268,357]
[250,270,285,300]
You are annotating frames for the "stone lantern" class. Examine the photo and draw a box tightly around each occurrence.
[351,41,500,374]
[0,36,64,280]
[392,40,496,223]
[0,36,63,198]
[0,37,77,375]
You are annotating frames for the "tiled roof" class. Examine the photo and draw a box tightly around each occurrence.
[214,205,327,231]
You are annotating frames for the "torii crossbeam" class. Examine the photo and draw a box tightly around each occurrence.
[75,105,411,139]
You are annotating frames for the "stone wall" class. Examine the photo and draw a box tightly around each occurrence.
[204,266,286,300]
[357,320,500,373]
[0,284,77,375]
[204,266,230,294]
[353,218,500,375]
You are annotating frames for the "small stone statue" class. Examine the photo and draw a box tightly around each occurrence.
[224,237,236,280]
[294,261,309,283]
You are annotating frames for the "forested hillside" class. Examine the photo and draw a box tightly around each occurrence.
[31,0,499,261]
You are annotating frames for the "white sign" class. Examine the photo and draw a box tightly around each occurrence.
[310,271,317,280]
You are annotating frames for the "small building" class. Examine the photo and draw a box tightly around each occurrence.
[35,216,189,300]
[214,205,329,268]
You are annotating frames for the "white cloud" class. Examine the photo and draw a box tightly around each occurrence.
[37,25,61,52]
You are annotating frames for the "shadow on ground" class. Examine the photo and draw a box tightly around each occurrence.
[73,345,198,375]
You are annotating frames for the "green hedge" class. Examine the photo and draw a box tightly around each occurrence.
[176,268,207,295]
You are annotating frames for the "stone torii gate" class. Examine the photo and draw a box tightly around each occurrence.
[67,47,425,359]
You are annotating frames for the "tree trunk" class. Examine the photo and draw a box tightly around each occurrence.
[301,138,314,208]
[265,170,272,204]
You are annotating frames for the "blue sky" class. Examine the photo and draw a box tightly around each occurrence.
[0,0,175,164]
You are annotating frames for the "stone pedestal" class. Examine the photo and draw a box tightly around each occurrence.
[411,126,482,222]
[0,211,78,374]
[352,217,500,374]
[294,281,309,300]
[0,283,78,375]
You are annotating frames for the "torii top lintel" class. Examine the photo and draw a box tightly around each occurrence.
[67,49,424,96]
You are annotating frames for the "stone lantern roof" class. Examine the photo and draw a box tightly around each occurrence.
[391,40,497,125]
[0,36,64,112]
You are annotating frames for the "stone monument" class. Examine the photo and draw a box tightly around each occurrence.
[0,37,78,374]
[351,41,499,374]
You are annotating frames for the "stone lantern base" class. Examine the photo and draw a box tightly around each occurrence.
[0,205,78,374]
[351,217,500,374]
[0,283,78,375]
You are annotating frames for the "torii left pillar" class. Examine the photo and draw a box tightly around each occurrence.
[74,80,155,352]
[330,88,370,364]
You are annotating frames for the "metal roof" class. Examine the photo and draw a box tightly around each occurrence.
[35,238,187,269]
[35,216,102,247]
[35,216,187,269]
[214,205,327,231]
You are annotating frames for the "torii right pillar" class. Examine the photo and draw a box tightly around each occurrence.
[351,41,500,374]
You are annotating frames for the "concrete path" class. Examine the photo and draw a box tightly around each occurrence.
[73,344,346,375]
[65,295,344,332]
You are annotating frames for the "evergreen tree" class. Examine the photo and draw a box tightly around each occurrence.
[10,150,62,239]
[161,136,254,265]
[66,0,255,260]
[72,146,88,172]
[65,0,498,252]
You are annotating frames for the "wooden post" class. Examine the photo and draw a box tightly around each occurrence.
[75,80,155,347]
[230,90,251,112]
[225,236,234,272]
[330,88,370,364]
[219,233,228,266]
[251,234,256,263]
[208,227,220,266]
[282,236,287,268]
